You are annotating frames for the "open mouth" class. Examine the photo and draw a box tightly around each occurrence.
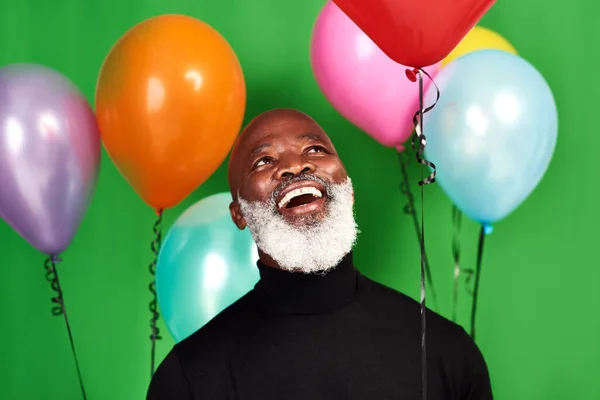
[278,186,323,209]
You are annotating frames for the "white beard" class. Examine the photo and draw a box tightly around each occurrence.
[237,177,358,274]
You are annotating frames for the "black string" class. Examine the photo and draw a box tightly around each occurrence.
[44,255,87,400]
[469,226,487,341]
[417,71,427,400]
[149,209,163,377]
[398,150,439,312]
[411,69,440,187]
[451,205,463,322]
[409,69,439,400]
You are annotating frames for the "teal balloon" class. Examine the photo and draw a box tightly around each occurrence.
[156,192,259,342]
[424,50,558,225]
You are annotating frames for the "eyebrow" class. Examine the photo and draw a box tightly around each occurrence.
[248,133,325,158]
[297,133,323,142]
[250,142,271,156]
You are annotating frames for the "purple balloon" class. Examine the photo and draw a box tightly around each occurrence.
[0,64,100,255]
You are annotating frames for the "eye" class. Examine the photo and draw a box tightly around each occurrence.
[253,156,274,170]
[307,145,327,154]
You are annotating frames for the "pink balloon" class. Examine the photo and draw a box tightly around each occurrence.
[310,1,440,150]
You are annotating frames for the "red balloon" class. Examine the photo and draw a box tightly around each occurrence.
[333,0,496,68]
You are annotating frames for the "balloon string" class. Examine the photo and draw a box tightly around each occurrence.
[409,68,439,400]
[451,205,463,322]
[469,225,487,341]
[44,255,87,400]
[398,151,439,312]
[149,209,163,378]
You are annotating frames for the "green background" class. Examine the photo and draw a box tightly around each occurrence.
[0,0,597,399]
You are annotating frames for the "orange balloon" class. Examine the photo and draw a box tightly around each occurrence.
[95,14,246,210]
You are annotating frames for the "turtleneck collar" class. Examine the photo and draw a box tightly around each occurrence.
[252,252,362,315]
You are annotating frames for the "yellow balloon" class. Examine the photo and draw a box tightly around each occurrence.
[441,26,517,67]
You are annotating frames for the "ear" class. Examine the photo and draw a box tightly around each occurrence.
[229,201,247,230]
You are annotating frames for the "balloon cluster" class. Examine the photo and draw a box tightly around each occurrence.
[310,1,556,343]
[311,1,557,228]
[0,0,555,379]
[0,14,246,257]
[0,14,253,370]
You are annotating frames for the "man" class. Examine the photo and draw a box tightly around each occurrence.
[147,108,493,399]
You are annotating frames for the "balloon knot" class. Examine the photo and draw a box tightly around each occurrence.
[483,224,493,235]
[50,255,62,263]
[405,68,419,82]
[155,208,163,217]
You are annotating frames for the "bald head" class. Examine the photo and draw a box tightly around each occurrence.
[228,108,341,200]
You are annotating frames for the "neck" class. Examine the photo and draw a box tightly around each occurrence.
[253,252,362,314]
[257,249,281,270]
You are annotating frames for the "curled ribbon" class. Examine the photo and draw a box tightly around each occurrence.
[406,68,440,186]
[45,255,65,316]
[44,255,87,399]
[149,209,164,377]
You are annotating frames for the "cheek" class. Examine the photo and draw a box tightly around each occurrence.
[244,173,275,201]
[319,159,347,182]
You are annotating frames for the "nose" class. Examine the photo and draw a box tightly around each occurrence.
[277,154,316,180]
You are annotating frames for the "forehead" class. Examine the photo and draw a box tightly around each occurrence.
[240,118,332,158]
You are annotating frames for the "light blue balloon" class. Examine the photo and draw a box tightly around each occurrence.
[156,192,259,342]
[424,50,558,225]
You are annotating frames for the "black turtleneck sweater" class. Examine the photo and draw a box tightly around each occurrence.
[147,254,492,399]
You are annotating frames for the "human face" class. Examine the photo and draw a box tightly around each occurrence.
[229,111,358,272]
[234,116,348,226]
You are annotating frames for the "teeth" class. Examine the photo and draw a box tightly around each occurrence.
[278,186,322,208]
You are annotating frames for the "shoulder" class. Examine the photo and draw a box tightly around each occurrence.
[362,276,492,397]
[176,290,257,363]
[148,291,258,398]
[361,275,470,339]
